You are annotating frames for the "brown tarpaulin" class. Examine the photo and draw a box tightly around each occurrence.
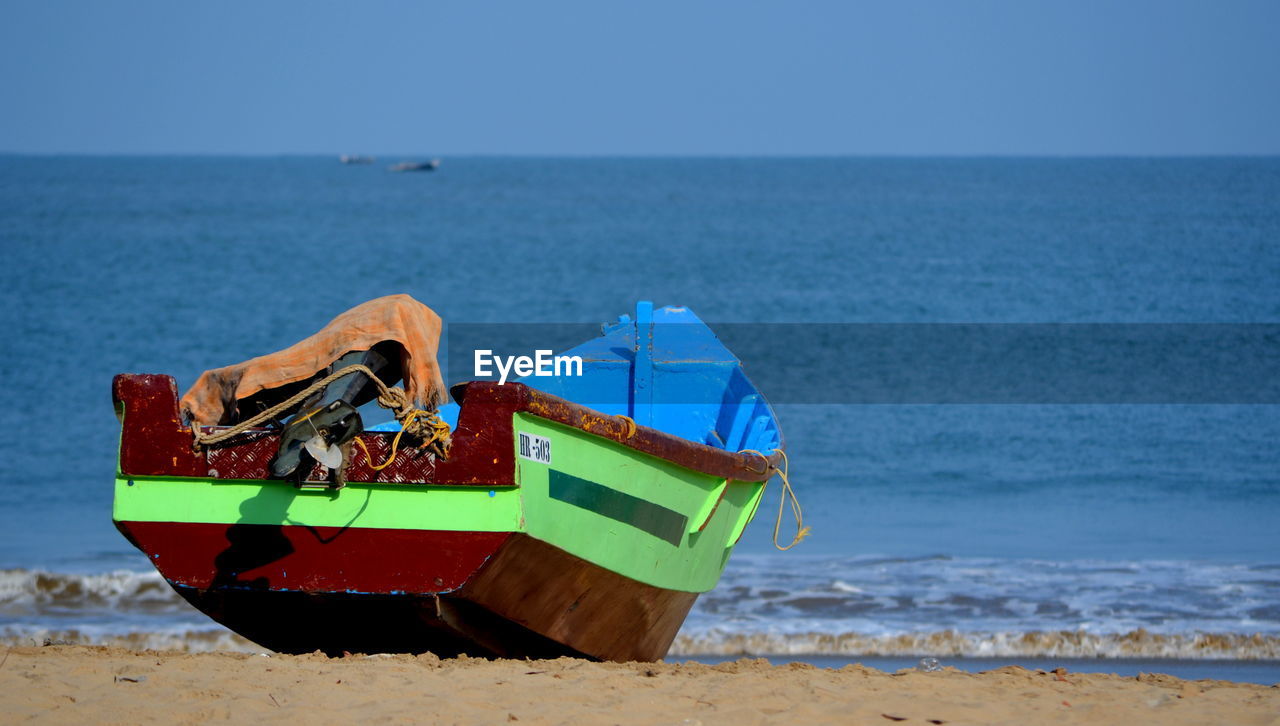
[180,294,447,425]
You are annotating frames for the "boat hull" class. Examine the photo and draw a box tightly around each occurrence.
[118,520,696,660]
[112,373,778,661]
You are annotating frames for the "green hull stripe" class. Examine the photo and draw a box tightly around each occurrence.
[548,469,688,547]
[114,477,522,532]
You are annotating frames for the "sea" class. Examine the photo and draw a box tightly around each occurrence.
[1,156,1278,683]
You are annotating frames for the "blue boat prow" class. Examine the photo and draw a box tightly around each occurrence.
[377,302,782,456]
[516,302,780,454]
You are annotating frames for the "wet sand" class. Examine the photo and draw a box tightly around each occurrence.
[3,646,1278,725]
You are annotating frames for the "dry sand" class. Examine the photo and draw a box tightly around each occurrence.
[2,645,1277,725]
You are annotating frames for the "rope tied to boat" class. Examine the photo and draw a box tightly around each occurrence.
[352,407,451,471]
[188,364,451,462]
[741,448,810,551]
[614,414,637,438]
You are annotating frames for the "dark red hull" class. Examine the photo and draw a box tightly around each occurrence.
[118,521,509,594]
[117,520,697,660]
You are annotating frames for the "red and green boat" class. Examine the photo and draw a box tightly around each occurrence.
[112,303,787,661]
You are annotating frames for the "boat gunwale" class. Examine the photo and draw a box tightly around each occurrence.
[113,375,783,486]
[459,381,784,483]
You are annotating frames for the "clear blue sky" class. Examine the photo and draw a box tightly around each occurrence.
[2,0,1277,155]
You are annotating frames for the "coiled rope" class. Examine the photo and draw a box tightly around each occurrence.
[741,448,810,551]
[352,408,451,470]
[189,364,451,462]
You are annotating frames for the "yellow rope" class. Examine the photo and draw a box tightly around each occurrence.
[740,448,810,551]
[352,409,453,471]
[615,415,637,438]
[740,448,769,475]
[355,411,402,470]
[189,363,451,461]
[189,365,373,447]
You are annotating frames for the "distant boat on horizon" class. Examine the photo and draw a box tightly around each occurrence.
[339,154,375,165]
[389,159,440,173]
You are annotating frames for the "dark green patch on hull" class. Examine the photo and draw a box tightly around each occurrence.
[548,469,689,546]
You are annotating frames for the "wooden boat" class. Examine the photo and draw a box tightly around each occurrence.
[112,303,785,661]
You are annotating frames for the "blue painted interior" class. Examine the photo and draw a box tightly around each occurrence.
[371,303,781,453]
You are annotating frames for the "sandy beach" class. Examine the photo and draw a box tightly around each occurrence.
[2,646,1276,725]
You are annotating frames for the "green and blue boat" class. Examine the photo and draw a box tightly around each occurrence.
[113,303,785,661]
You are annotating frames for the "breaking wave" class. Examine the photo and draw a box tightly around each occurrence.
[0,568,188,616]
[2,625,1276,659]
[670,629,1280,660]
[683,554,1280,646]
[4,559,1280,660]
[0,626,261,653]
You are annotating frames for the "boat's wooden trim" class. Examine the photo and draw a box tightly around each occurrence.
[112,374,519,485]
[113,374,781,485]
[459,532,699,662]
[455,381,783,482]
[113,374,205,479]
